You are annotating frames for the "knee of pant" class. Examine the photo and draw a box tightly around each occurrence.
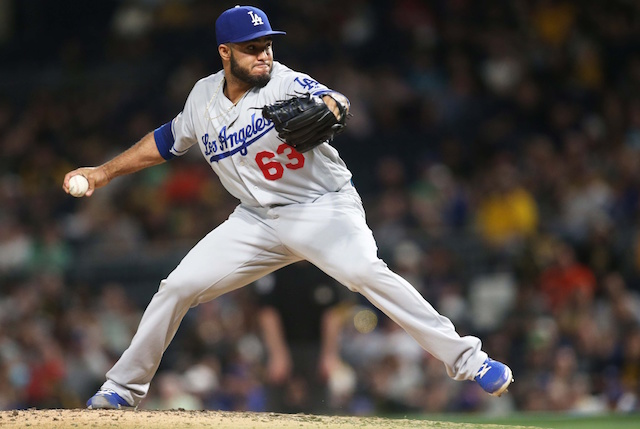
[342,258,386,292]
[158,275,201,305]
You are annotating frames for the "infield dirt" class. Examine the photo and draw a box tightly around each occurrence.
[0,409,538,429]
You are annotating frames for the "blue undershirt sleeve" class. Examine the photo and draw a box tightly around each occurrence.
[154,121,176,161]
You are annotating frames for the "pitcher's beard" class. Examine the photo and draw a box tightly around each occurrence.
[230,52,271,88]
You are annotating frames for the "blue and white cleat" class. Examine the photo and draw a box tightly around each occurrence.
[474,358,513,397]
[86,388,134,409]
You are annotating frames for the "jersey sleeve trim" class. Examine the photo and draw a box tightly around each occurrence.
[312,88,333,97]
[154,121,176,161]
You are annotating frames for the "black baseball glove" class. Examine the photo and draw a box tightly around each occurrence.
[262,93,348,153]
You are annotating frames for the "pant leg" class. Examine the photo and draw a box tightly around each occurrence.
[104,206,297,406]
[274,189,486,381]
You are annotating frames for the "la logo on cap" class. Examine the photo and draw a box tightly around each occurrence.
[248,10,264,26]
[215,5,286,46]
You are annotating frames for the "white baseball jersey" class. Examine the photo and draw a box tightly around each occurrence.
[155,61,352,207]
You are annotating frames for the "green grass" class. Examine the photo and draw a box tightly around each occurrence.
[415,412,640,429]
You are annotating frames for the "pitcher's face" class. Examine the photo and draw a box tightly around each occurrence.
[229,37,274,88]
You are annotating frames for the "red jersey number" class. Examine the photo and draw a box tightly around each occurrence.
[255,144,305,180]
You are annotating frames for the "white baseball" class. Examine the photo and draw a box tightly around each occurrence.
[69,175,89,197]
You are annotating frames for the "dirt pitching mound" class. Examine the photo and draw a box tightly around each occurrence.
[0,409,536,429]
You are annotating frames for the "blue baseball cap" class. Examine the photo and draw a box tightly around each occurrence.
[216,5,286,46]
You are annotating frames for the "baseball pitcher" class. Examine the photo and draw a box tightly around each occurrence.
[63,5,513,410]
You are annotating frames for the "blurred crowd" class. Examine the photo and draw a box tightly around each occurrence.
[2,0,640,416]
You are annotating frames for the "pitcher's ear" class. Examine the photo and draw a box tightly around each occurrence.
[218,44,231,61]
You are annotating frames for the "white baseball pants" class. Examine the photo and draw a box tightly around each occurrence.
[102,184,487,406]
